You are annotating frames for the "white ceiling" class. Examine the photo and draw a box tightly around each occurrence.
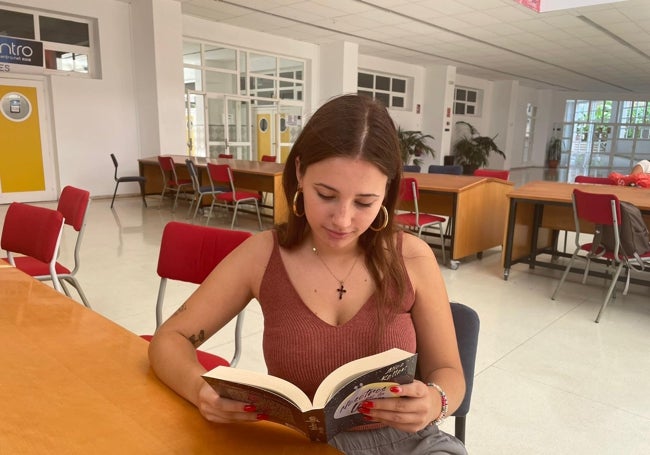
[179,0,650,94]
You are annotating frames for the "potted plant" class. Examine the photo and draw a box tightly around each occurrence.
[452,121,505,175]
[546,135,562,169]
[397,127,435,167]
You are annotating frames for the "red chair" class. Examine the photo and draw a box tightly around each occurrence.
[551,189,650,322]
[7,187,92,307]
[152,222,252,367]
[158,156,193,211]
[261,154,276,162]
[2,202,65,293]
[473,169,509,180]
[205,163,263,230]
[395,177,446,264]
[218,153,234,159]
[574,175,615,185]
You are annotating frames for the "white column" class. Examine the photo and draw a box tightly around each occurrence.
[131,0,186,156]
[319,41,359,105]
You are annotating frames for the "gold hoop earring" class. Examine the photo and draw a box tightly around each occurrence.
[292,188,305,217]
[370,205,389,231]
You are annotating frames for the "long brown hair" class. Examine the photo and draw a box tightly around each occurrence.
[277,94,407,319]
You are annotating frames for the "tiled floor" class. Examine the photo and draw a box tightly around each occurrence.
[2,169,650,454]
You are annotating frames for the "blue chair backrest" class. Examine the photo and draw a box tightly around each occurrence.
[428,164,463,175]
[403,165,421,173]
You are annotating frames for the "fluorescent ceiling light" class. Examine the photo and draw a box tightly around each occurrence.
[515,0,627,13]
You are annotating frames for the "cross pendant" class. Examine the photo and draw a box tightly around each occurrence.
[336,282,347,300]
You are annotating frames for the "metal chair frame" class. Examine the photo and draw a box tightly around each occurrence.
[395,178,446,264]
[205,163,263,230]
[154,222,252,366]
[158,156,193,211]
[110,153,147,208]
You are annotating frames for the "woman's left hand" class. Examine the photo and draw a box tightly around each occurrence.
[357,380,439,433]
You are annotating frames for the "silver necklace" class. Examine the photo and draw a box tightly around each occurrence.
[312,247,360,300]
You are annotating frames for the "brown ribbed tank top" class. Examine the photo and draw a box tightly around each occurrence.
[258,232,417,400]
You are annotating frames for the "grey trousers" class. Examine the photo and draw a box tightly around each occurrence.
[328,424,467,455]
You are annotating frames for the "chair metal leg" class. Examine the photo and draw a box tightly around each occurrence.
[63,276,92,309]
[255,201,263,230]
[551,248,580,300]
[111,182,120,208]
[595,262,625,323]
[173,187,182,211]
[139,180,148,208]
[159,183,168,209]
[156,278,167,328]
[230,202,239,229]
[230,311,246,367]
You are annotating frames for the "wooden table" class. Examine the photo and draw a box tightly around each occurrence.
[502,180,650,280]
[138,155,288,225]
[403,172,514,266]
[0,262,341,454]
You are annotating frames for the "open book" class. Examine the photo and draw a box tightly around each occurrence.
[202,348,418,442]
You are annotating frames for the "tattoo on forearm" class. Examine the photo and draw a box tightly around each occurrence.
[188,330,206,347]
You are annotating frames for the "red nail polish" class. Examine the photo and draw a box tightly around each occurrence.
[358,406,370,414]
[361,400,374,409]
[390,385,402,394]
[243,404,256,412]
[256,413,269,421]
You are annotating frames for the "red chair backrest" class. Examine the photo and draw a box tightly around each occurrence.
[156,222,252,284]
[574,175,615,185]
[473,169,509,180]
[573,189,621,226]
[399,178,418,203]
[207,163,232,187]
[218,154,234,159]
[158,156,175,172]
[57,186,90,232]
[261,155,276,162]
[1,202,65,263]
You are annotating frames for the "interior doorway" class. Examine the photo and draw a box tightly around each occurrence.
[0,77,57,203]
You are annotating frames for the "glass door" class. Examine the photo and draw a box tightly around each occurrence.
[227,97,252,160]
[278,104,302,163]
[252,101,302,162]
[206,95,252,159]
[185,90,206,157]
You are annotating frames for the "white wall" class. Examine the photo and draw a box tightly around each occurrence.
[16,0,140,197]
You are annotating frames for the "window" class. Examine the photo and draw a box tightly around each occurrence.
[560,98,650,179]
[0,7,96,77]
[523,103,537,163]
[454,87,480,116]
[357,71,410,110]
[182,40,305,159]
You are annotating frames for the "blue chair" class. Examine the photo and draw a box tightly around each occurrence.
[185,159,228,221]
[403,165,421,173]
[428,164,463,175]
[449,301,480,444]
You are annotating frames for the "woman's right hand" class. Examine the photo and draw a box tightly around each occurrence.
[196,382,265,423]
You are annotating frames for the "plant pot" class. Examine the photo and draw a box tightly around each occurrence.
[548,159,559,169]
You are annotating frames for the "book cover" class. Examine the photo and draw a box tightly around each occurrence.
[202,348,418,442]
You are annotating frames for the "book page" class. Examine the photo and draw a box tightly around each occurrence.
[312,348,416,409]
[203,366,313,411]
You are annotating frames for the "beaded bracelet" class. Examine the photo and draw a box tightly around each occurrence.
[427,382,448,425]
